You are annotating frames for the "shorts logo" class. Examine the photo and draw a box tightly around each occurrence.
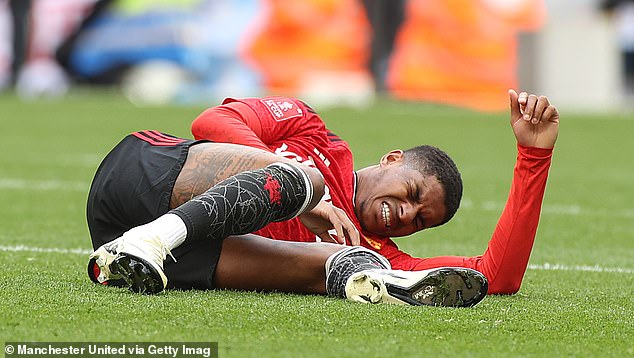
[264,174,282,205]
[261,98,303,121]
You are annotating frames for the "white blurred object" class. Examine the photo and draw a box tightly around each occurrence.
[15,59,70,99]
[121,60,189,106]
[298,71,375,109]
[481,0,534,16]
[519,0,622,112]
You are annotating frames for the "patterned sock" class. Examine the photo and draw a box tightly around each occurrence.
[170,162,314,242]
[325,247,391,298]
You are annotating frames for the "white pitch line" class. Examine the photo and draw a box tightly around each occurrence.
[1,245,632,274]
[460,197,634,219]
[0,245,92,255]
[0,178,87,192]
[528,263,634,274]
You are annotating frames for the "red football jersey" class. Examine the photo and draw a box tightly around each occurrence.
[191,97,553,294]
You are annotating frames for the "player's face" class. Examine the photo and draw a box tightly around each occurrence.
[355,156,447,237]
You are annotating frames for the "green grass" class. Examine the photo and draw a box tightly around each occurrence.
[0,91,632,357]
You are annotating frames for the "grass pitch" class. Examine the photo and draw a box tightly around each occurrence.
[0,92,632,357]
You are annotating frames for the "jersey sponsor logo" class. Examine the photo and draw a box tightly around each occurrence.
[274,143,331,203]
[273,142,363,245]
[261,98,303,121]
[312,148,331,167]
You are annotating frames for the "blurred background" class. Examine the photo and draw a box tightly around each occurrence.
[0,0,632,112]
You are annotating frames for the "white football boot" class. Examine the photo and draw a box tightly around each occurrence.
[88,238,126,287]
[345,267,488,307]
[88,227,173,294]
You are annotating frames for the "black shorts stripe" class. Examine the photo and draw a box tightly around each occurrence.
[132,130,187,146]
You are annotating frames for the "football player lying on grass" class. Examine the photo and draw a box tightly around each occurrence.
[87,89,557,305]
[87,133,487,307]
[187,89,559,295]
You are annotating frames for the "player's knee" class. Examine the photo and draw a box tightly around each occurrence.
[324,246,391,298]
[261,162,324,220]
[299,165,325,208]
[270,162,324,212]
[325,247,391,275]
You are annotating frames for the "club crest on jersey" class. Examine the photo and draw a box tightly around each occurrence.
[261,98,303,121]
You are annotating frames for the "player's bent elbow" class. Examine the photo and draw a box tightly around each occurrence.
[191,108,218,140]
[487,280,522,295]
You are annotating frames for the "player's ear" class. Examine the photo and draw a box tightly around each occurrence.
[380,150,404,167]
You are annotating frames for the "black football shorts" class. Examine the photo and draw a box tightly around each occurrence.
[86,130,222,289]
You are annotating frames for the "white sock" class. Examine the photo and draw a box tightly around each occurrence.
[146,213,188,251]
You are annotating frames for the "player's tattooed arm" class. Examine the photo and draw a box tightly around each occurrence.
[170,143,287,208]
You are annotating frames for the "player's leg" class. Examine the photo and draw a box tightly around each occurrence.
[213,235,341,294]
[90,161,322,294]
[214,236,487,307]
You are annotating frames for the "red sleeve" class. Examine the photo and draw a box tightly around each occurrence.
[382,144,553,295]
[191,101,271,151]
[191,97,326,151]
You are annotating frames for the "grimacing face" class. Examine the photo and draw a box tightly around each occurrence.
[354,151,447,237]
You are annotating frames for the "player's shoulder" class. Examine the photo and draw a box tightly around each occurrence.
[223,96,322,123]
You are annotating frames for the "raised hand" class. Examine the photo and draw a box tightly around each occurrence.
[508,89,559,149]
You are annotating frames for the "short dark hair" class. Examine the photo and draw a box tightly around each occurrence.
[402,145,462,226]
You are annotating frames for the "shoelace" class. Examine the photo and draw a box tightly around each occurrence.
[158,240,177,263]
